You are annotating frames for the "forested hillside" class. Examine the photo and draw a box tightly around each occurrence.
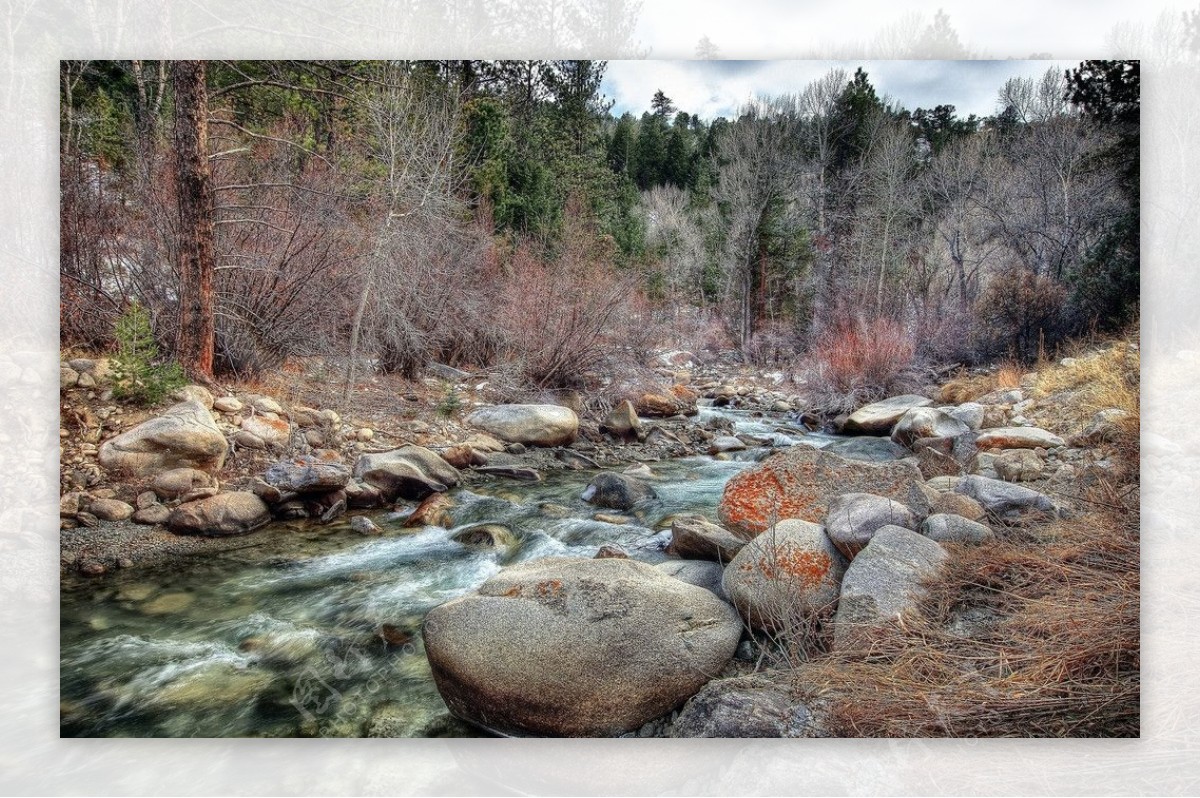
[60,59,1138,409]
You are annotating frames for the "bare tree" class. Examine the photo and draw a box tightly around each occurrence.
[713,96,804,354]
[343,63,469,402]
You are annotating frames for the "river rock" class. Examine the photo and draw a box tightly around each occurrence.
[994,449,1045,482]
[440,444,486,469]
[1072,408,1130,446]
[353,445,460,501]
[722,519,847,631]
[655,559,727,600]
[240,415,292,449]
[150,467,215,500]
[708,436,746,454]
[351,516,383,535]
[600,400,642,440]
[668,515,746,564]
[167,492,271,536]
[244,394,283,415]
[920,513,994,544]
[975,427,1065,450]
[173,384,214,410]
[718,448,928,540]
[405,493,454,528]
[451,524,516,549]
[929,491,985,521]
[98,400,227,477]
[942,402,985,431]
[832,525,947,651]
[671,676,817,738]
[820,436,908,462]
[635,386,698,418]
[890,407,970,448]
[263,455,351,493]
[212,396,243,413]
[423,557,742,737]
[823,493,918,560]
[87,498,134,522]
[581,472,657,511]
[465,404,578,447]
[954,474,1056,515]
[842,395,934,435]
[132,504,171,525]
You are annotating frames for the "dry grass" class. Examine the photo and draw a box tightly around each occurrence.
[938,360,1022,404]
[1032,341,1140,447]
[787,488,1139,737]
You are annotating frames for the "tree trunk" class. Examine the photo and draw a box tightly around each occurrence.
[172,60,215,380]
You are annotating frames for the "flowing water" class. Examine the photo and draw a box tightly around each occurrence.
[59,409,854,738]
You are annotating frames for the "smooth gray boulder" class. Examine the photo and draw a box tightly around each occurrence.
[954,474,1057,515]
[942,402,985,431]
[722,519,847,632]
[423,557,742,737]
[581,472,657,510]
[352,445,460,501]
[823,492,918,560]
[842,395,934,435]
[465,404,579,447]
[167,492,271,536]
[920,513,995,544]
[668,515,746,564]
[263,455,351,493]
[833,526,948,651]
[98,401,227,477]
[655,559,727,601]
[891,407,971,448]
[671,676,819,738]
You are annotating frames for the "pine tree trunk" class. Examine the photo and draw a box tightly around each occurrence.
[172,60,215,380]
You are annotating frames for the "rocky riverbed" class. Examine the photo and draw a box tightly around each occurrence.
[59,343,1138,737]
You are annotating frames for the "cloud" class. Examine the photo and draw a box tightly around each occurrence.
[603,59,1079,121]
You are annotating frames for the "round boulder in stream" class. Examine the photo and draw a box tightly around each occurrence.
[423,557,742,737]
[581,472,657,511]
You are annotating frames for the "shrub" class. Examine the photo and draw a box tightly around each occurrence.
[110,302,186,405]
[976,268,1069,361]
[797,315,921,413]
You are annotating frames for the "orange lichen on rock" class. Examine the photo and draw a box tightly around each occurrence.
[742,546,833,587]
[718,449,928,540]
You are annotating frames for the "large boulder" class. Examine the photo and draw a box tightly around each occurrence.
[239,414,293,449]
[722,519,847,631]
[668,515,747,563]
[634,386,698,418]
[581,472,657,511]
[890,407,971,448]
[975,427,1066,450]
[832,526,947,651]
[954,474,1057,515]
[352,446,460,501]
[718,448,929,540]
[98,400,227,477]
[151,467,217,500]
[465,405,578,447]
[263,455,351,494]
[842,395,934,435]
[823,493,918,560]
[166,492,271,536]
[423,557,742,737]
[942,402,985,431]
[671,676,819,738]
[820,436,909,462]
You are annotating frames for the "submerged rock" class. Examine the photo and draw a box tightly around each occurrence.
[353,446,460,501]
[581,472,657,511]
[423,557,742,737]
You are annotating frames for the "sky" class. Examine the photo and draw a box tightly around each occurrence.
[601,60,1080,121]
